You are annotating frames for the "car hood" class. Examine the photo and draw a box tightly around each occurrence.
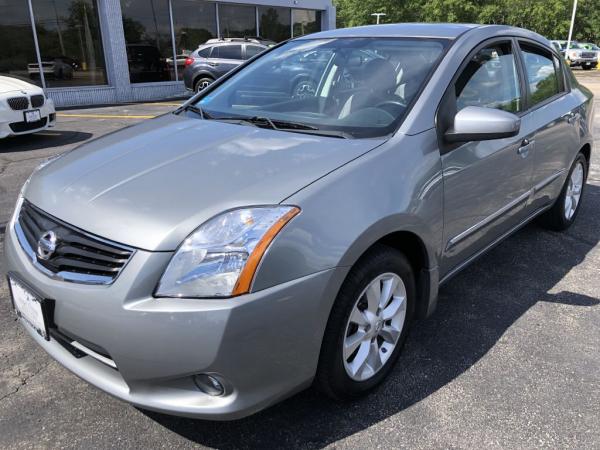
[0,76,41,95]
[26,113,384,251]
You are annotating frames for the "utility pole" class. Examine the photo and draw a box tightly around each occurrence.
[566,0,578,52]
[371,13,386,24]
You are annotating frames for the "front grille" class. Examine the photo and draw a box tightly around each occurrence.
[30,94,45,108]
[581,52,596,59]
[16,201,134,285]
[7,96,29,110]
[9,117,47,133]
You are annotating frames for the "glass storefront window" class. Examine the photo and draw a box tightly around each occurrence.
[292,9,321,38]
[258,6,290,43]
[172,0,217,76]
[31,0,107,87]
[121,0,174,83]
[0,1,41,86]
[218,4,256,39]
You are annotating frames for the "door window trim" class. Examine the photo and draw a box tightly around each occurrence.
[515,38,570,113]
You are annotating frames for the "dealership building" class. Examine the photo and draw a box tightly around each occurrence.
[1,0,335,107]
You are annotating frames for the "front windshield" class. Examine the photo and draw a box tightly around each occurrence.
[192,37,448,138]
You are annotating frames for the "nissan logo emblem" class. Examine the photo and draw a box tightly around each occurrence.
[37,230,58,260]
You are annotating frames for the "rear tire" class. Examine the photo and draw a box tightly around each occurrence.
[538,153,587,231]
[195,77,213,93]
[315,244,415,400]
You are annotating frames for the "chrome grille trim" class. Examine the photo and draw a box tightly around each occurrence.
[15,200,135,285]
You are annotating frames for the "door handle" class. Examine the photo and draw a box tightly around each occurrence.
[517,138,533,158]
[208,62,218,67]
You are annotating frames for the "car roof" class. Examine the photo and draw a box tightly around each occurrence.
[296,23,548,43]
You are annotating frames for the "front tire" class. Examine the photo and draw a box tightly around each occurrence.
[538,152,587,231]
[316,244,415,400]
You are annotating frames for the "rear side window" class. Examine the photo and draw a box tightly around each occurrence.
[213,44,242,60]
[519,43,561,106]
[245,45,264,59]
[455,42,522,113]
[197,47,211,58]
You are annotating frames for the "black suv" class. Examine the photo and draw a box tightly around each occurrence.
[183,38,274,92]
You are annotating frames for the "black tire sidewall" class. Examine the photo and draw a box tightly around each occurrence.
[317,245,416,399]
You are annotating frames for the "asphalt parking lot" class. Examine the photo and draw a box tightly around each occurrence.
[1,72,600,449]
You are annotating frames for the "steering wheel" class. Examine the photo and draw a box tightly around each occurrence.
[375,100,407,116]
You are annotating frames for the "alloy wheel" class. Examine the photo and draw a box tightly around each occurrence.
[564,161,584,220]
[343,272,407,381]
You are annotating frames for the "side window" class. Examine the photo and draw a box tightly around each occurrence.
[245,45,264,59]
[217,45,242,60]
[197,47,211,58]
[520,43,560,106]
[455,42,522,113]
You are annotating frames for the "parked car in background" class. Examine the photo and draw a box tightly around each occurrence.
[183,37,274,92]
[579,43,600,61]
[5,23,594,421]
[560,41,597,70]
[0,75,55,138]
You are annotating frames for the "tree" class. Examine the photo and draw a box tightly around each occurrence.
[333,0,600,43]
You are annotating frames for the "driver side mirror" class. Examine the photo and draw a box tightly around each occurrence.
[444,106,521,143]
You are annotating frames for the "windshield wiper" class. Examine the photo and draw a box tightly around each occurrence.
[203,114,351,138]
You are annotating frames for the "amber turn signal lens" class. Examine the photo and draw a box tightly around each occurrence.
[232,207,300,295]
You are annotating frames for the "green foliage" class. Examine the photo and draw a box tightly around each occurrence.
[333,0,600,43]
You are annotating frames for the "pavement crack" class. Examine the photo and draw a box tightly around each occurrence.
[0,362,50,402]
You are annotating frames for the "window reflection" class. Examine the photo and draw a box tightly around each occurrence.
[521,45,560,106]
[218,4,256,39]
[121,0,174,83]
[31,0,107,87]
[292,9,321,38]
[258,6,290,43]
[0,1,42,85]
[172,0,217,75]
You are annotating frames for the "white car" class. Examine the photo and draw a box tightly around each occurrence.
[0,76,56,139]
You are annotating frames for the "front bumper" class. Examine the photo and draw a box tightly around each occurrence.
[0,98,56,139]
[568,58,598,67]
[4,219,341,420]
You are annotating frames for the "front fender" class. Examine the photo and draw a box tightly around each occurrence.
[253,129,444,294]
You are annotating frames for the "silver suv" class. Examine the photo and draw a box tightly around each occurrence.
[183,37,274,92]
[5,24,594,420]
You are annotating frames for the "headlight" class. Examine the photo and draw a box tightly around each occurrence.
[155,206,300,298]
[569,51,579,58]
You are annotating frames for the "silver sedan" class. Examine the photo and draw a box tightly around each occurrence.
[4,23,594,420]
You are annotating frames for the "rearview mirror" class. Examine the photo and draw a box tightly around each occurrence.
[444,106,520,143]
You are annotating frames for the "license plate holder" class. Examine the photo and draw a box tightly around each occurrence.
[24,109,41,123]
[8,274,51,340]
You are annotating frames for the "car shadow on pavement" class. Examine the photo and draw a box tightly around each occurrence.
[0,130,92,153]
[144,184,600,449]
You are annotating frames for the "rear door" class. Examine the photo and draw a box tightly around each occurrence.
[516,41,580,210]
[210,44,244,78]
[439,39,536,276]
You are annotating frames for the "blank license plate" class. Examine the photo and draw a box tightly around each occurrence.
[24,109,41,123]
[9,277,48,339]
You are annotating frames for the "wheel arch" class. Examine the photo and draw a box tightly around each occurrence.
[580,142,592,170]
[338,223,440,320]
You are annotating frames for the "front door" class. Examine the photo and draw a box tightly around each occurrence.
[439,40,535,277]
